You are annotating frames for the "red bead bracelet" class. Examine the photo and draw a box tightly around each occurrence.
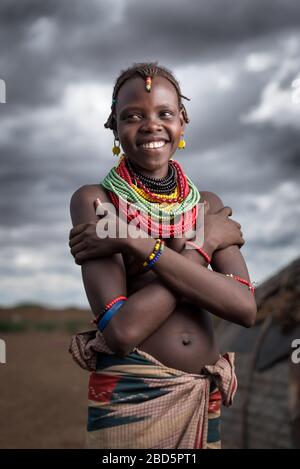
[225,274,256,294]
[185,241,211,264]
[91,295,127,325]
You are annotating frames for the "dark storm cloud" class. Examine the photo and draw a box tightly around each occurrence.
[124,0,300,51]
[0,0,299,306]
[1,0,300,110]
[187,127,300,201]
[0,0,118,109]
[2,0,300,45]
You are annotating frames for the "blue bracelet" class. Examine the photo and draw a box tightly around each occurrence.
[143,244,164,272]
[98,299,126,332]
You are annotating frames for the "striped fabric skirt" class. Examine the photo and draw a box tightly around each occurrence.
[83,346,236,449]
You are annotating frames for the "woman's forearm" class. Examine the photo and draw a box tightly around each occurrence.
[110,277,180,355]
[106,247,209,355]
[124,237,256,327]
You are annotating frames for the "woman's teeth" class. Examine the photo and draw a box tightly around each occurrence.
[140,141,166,149]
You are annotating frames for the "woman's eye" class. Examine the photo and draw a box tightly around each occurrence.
[161,111,173,118]
[127,114,141,120]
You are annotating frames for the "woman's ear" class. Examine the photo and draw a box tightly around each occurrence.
[111,112,118,138]
[179,108,186,130]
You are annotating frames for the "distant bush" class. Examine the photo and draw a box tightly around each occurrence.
[62,320,89,333]
[0,318,89,333]
[13,302,46,310]
[33,322,58,332]
[0,319,29,332]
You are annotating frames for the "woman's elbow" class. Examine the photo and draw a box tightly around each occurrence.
[239,300,257,328]
[111,340,135,358]
[102,325,126,356]
[116,330,137,357]
[102,323,134,357]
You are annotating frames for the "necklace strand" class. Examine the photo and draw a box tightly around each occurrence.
[100,154,201,238]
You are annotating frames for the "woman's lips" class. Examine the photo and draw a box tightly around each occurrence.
[138,140,168,150]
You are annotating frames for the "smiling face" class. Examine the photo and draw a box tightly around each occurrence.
[114,75,185,179]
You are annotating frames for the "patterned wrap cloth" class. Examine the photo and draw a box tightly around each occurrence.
[69,330,237,449]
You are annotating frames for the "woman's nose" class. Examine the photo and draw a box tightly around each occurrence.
[140,116,162,133]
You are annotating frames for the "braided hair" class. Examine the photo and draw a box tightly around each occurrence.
[104,62,190,131]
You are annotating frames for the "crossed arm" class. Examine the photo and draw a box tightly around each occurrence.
[70,185,257,356]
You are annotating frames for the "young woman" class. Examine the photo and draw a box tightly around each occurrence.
[68,63,257,449]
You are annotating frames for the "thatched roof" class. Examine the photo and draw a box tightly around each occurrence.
[217,256,300,371]
[219,258,300,449]
[255,256,300,330]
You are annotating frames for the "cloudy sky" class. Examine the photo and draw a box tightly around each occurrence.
[0,0,299,308]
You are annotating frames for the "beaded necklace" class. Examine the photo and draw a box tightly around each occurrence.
[101,154,201,238]
[126,158,177,194]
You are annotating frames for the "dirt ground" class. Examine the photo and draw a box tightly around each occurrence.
[0,330,89,448]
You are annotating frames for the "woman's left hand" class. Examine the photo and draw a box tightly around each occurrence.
[69,199,126,265]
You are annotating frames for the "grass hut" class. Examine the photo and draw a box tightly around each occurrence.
[216,257,300,449]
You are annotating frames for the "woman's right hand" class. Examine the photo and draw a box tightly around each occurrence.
[203,201,245,253]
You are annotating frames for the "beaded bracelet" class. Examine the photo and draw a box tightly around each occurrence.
[142,238,165,271]
[98,299,127,332]
[225,274,257,294]
[142,238,162,267]
[92,295,127,326]
[185,241,211,264]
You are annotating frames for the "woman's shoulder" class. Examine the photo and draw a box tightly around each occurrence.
[70,183,110,205]
[199,190,225,213]
[70,184,112,225]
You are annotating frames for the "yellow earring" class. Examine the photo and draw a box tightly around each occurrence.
[178,131,186,150]
[112,138,121,156]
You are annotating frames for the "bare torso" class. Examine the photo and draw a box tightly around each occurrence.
[96,184,220,374]
[123,249,220,374]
